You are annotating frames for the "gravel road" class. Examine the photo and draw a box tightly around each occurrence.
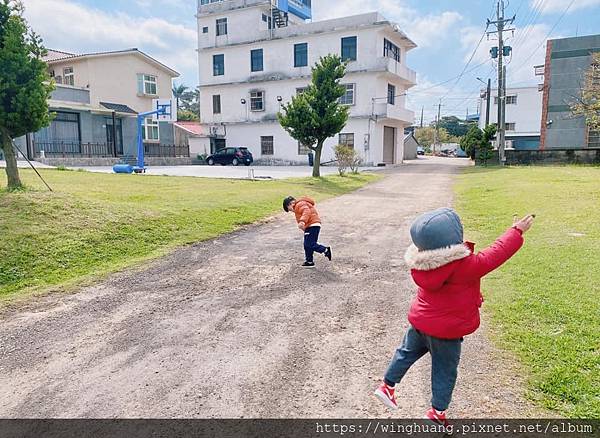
[0,157,540,418]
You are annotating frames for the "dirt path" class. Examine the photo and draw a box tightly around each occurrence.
[0,157,538,418]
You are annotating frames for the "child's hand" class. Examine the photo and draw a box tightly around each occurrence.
[513,214,535,233]
[298,223,305,231]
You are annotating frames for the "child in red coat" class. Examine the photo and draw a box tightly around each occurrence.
[374,208,534,425]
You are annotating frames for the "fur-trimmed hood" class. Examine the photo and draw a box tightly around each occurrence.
[404,243,471,271]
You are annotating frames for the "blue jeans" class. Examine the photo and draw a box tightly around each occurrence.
[384,325,462,411]
[304,226,327,263]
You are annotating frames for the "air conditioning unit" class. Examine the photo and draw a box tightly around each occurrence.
[210,126,219,136]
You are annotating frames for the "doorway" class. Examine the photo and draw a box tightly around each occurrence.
[383,126,396,164]
[106,117,123,156]
[211,138,226,154]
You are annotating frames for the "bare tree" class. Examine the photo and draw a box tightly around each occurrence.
[570,53,600,131]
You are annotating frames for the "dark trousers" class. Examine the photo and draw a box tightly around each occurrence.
[304,226,327,263]
[384,325,462,411]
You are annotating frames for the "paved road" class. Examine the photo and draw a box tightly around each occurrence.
[0,157,538,418]
[68,164,382,180]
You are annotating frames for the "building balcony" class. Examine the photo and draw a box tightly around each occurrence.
[372,57,417,85]
[50,84,90,104]
[372,101,415,124]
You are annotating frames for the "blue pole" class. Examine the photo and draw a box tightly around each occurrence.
[136,114,145,169]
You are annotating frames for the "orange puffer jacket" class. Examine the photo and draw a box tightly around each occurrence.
[294,197,322,230]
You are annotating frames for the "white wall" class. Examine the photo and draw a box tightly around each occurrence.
[479,86,542,136]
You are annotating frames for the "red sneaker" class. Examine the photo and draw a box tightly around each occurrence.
[374,381,398,410]
[425,407,450,428]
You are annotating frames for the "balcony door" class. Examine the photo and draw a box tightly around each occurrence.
[106,118,123,156]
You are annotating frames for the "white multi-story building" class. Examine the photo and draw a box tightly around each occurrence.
[478,86,542,150]
[196,0,417,165]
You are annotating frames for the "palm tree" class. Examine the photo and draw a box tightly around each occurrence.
[172,84,189,112]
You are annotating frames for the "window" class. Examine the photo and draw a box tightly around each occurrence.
[216,18,228,36]
[213,54,225,76]
[294,43,308,67]
[296,87,309,95]
[212,95,221,114]
[341,36,357,62]
[250,91,264,111]
[298,142,311,155]
[505,122,516,131]
[261,136,274,155]
[203,27,209,34]
[137,74,157,95]
[143,118,159,142]
[384,39,401,62]
[33,111,81,146]
[262,14,273,29]
[387,84,396,105]
[506,95,518,105]
[588,129,600,148]
[339,83,355,105]
[339,133,355,148]
[63,67,74,86]
[251,49,264,72]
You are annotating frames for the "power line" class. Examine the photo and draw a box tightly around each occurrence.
[511,0,576,74]
[407,59,492,96]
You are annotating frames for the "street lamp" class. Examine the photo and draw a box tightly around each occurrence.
[477,77,491,128]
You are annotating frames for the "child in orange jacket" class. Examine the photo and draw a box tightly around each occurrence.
[283,196,332,268]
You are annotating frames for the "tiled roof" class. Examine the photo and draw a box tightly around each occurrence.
[174,121,205,136]
[100,102,137,114]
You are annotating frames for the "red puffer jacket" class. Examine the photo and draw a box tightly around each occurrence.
[405,227,524,339]
[294,197,322,230]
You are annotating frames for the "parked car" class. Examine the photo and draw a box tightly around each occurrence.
[206,147,253,166]
[417,146,425,156]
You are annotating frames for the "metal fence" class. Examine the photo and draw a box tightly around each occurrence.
[33,142,190,158]
[144,144,190,158]
[33,141,115,158]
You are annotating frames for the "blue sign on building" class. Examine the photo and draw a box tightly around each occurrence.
[284,0,312,20]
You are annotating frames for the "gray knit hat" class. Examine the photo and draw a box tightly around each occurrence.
[410,208,464,251]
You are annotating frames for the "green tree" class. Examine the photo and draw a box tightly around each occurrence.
[177,109,199,121]
[180,86,200,114]
[460,124,483,159]
[570,53,600,131]
[0,0,53,190]
[478,124,497,166]
[172,84,188,113]
[278,55,349,177]
[438,115,475,138]
[414,126,452,148]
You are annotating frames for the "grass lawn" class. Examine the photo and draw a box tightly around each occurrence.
[455,166,600,418]
[1,168,378,300]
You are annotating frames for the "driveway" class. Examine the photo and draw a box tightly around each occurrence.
[0,157,538,418]
[68,164,382,180]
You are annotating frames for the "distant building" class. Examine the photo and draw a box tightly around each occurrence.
[403,132,419,160]
[538,34,600,149]
[478,86,542,150]
[196,0,417,166]
[17,48,182,161]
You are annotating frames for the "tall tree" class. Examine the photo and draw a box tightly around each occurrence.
[172,84,189,113]
[460,124,483,159]
[0,0,53,190]
[414,126,452,148]
[570,53,600,131]
[478,124,497,166]
[438,115,475,138]
[278,55,349,177]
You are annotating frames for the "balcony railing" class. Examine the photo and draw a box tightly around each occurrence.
[374,57,417,85]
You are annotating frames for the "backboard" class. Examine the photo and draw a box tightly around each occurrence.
[152,99,177,122]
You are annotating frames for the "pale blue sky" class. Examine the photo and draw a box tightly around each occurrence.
[23,0,600,122]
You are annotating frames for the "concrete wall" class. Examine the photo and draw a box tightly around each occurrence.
[542,34,600,149]
[505,148,600,165]
[403,134,418,160]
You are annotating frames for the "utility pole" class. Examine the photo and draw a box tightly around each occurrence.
[487,0,515,164]
[420,106,424,128]
[486,78,491,127]
[434,100,442,155]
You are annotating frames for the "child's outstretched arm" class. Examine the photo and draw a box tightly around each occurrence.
[468,214,535,279]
